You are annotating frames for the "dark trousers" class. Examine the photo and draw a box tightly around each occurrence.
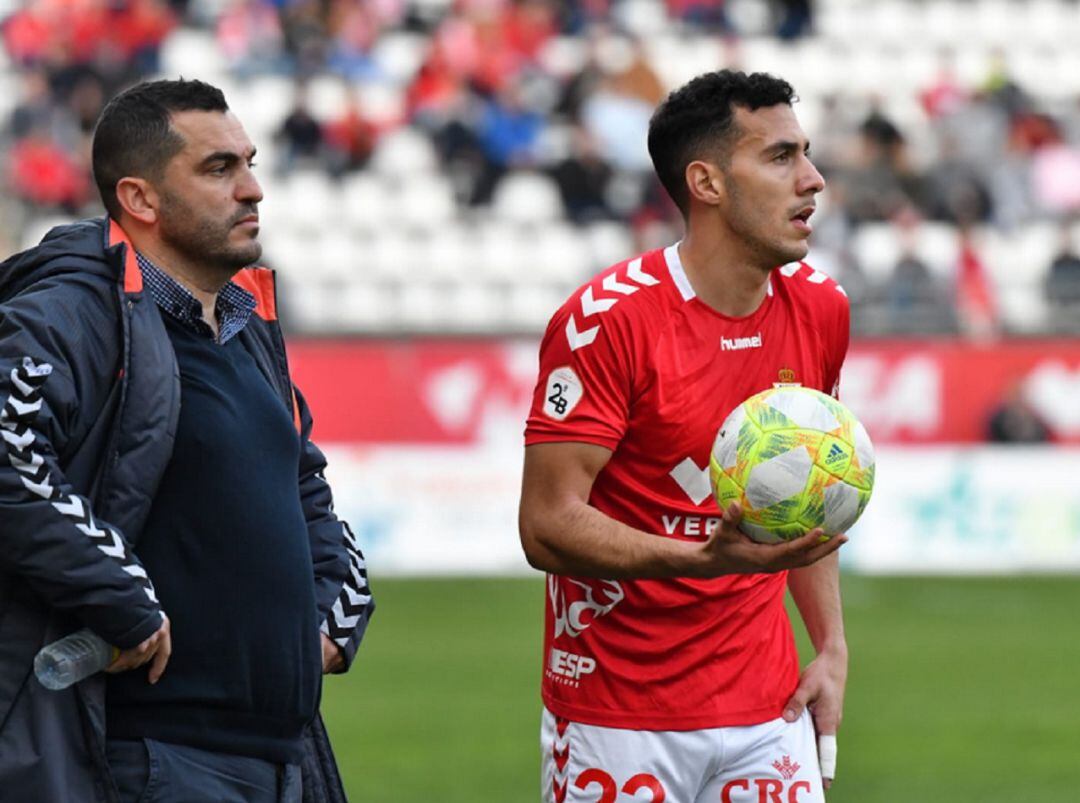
[106,739,301,803]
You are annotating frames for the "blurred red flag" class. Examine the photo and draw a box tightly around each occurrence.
[957,232,998,338]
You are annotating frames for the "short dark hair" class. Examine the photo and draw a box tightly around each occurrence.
[647,70,796,216]
[92,78,229,219]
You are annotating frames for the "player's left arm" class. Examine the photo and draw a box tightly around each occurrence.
[294,384,374,674]
[785,555,847,788]
[783,277,852,787]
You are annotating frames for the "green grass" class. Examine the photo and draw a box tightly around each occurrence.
[321,576,1080,802]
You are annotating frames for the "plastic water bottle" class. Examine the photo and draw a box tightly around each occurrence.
[34,629,116,690]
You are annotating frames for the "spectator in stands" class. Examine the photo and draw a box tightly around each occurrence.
[881,210,956,334]
[549,124,615,223]
[10,69,56,139]
[580,38,660,172]
[843,99,923,222]
[7,126,91,213]
[986,383,1051,444]
[470,76,545,200]
[323,88,380,175]
[665,0,734,34]
[922,135,994,224]
[216,0,285,77]
[920,50,967,121]
[1045,224,1080,311]
[274,84,325,174]
[280,0,330,78]
[775,0,814,40]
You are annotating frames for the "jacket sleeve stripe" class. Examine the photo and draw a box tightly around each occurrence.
[322,521,372,646]
[1,356,159,605]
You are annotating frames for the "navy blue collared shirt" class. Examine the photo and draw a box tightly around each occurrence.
[136,252,256,344]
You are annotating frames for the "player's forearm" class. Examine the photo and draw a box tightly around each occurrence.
[787,552,847,657]
[520,498,702,579]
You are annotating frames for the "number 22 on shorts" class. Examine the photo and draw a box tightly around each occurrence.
[572,768,665,802]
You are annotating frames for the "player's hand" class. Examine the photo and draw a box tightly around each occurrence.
[782,645,848,789]
[106,613,171,684]
[699,502,846,576]
[321,632,345,674]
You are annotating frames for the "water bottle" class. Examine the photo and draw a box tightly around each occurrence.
[34,629,117,690]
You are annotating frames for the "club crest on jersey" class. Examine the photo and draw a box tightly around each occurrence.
[721,332,763,351]
[773,756,801,780]
[548,576,625,639]
[774,367,801,388]
[544,366,583,421]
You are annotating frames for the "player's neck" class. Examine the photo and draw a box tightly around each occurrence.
[677,230,771,318]
[124,227,226,337]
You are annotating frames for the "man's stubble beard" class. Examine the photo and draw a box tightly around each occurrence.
[723,176,807,271]
[159,190,262,277]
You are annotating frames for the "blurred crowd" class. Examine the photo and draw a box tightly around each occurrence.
[3,0,1080,337]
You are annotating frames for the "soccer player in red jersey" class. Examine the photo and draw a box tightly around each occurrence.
[520,70,850,803]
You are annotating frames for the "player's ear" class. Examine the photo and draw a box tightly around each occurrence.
[115,177,159,226]
[685,160,724,208]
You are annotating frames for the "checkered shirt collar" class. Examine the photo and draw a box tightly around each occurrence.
[135,251,256,344]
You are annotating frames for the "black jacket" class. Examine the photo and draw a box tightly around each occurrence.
[0,217,373,801]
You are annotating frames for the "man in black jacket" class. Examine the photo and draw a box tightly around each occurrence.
[0,79,373,802]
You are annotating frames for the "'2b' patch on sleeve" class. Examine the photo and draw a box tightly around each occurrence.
[543,366,584,421]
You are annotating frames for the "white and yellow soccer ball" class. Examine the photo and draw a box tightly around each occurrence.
[709,387,875,544]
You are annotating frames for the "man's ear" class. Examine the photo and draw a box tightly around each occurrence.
[114,177,159,226]
[685,160,725,209]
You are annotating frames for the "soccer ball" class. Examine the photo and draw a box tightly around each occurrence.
[709,387,875,544]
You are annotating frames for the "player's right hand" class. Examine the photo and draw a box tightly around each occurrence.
[699,502,846,575]
[106,612,171,684]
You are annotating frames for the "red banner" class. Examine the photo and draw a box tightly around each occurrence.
[285,339,1080,445]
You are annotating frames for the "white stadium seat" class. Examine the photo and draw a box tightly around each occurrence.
[491,172,565,226]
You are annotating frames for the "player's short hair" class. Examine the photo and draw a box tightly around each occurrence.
[92,78,229,220]
[648,70,796,216]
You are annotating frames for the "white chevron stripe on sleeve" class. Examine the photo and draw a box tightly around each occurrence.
[9,451,44,472]
[1,427,35,451]
[602,273,638,295]
[580,286,616,317]
[52,496,86,518]
[565,314,599,351]
[20,474,54,499]
[626,257,659,286]
[3,356,159,605]
[8,397,43,416]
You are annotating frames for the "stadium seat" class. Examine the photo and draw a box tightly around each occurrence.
[341,173,393,230]
[159,28,227,80]
[506,282,564,332]
[369,127,439,178]
[532,222,591,284]
[476,221,531,281]
[584,221,635,269]
[392,175,458,232]
[371,33,426,85]
[850,223,902,283]
[915,223,961,281]
[284,170,343,231]
[490,172,565,226]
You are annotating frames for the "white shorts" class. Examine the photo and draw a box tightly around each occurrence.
[541,707,824,803]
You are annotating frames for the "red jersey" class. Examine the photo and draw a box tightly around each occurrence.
[524,244,850,731]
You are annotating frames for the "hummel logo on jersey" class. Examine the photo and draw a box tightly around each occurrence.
[721,332,763,351]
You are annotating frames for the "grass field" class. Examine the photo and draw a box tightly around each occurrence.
[321,575,1080,803]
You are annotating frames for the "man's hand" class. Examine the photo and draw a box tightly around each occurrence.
[106,613,171,684]
[321,632,344,674]
[782,645,848,789]
[696,503,847,577]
